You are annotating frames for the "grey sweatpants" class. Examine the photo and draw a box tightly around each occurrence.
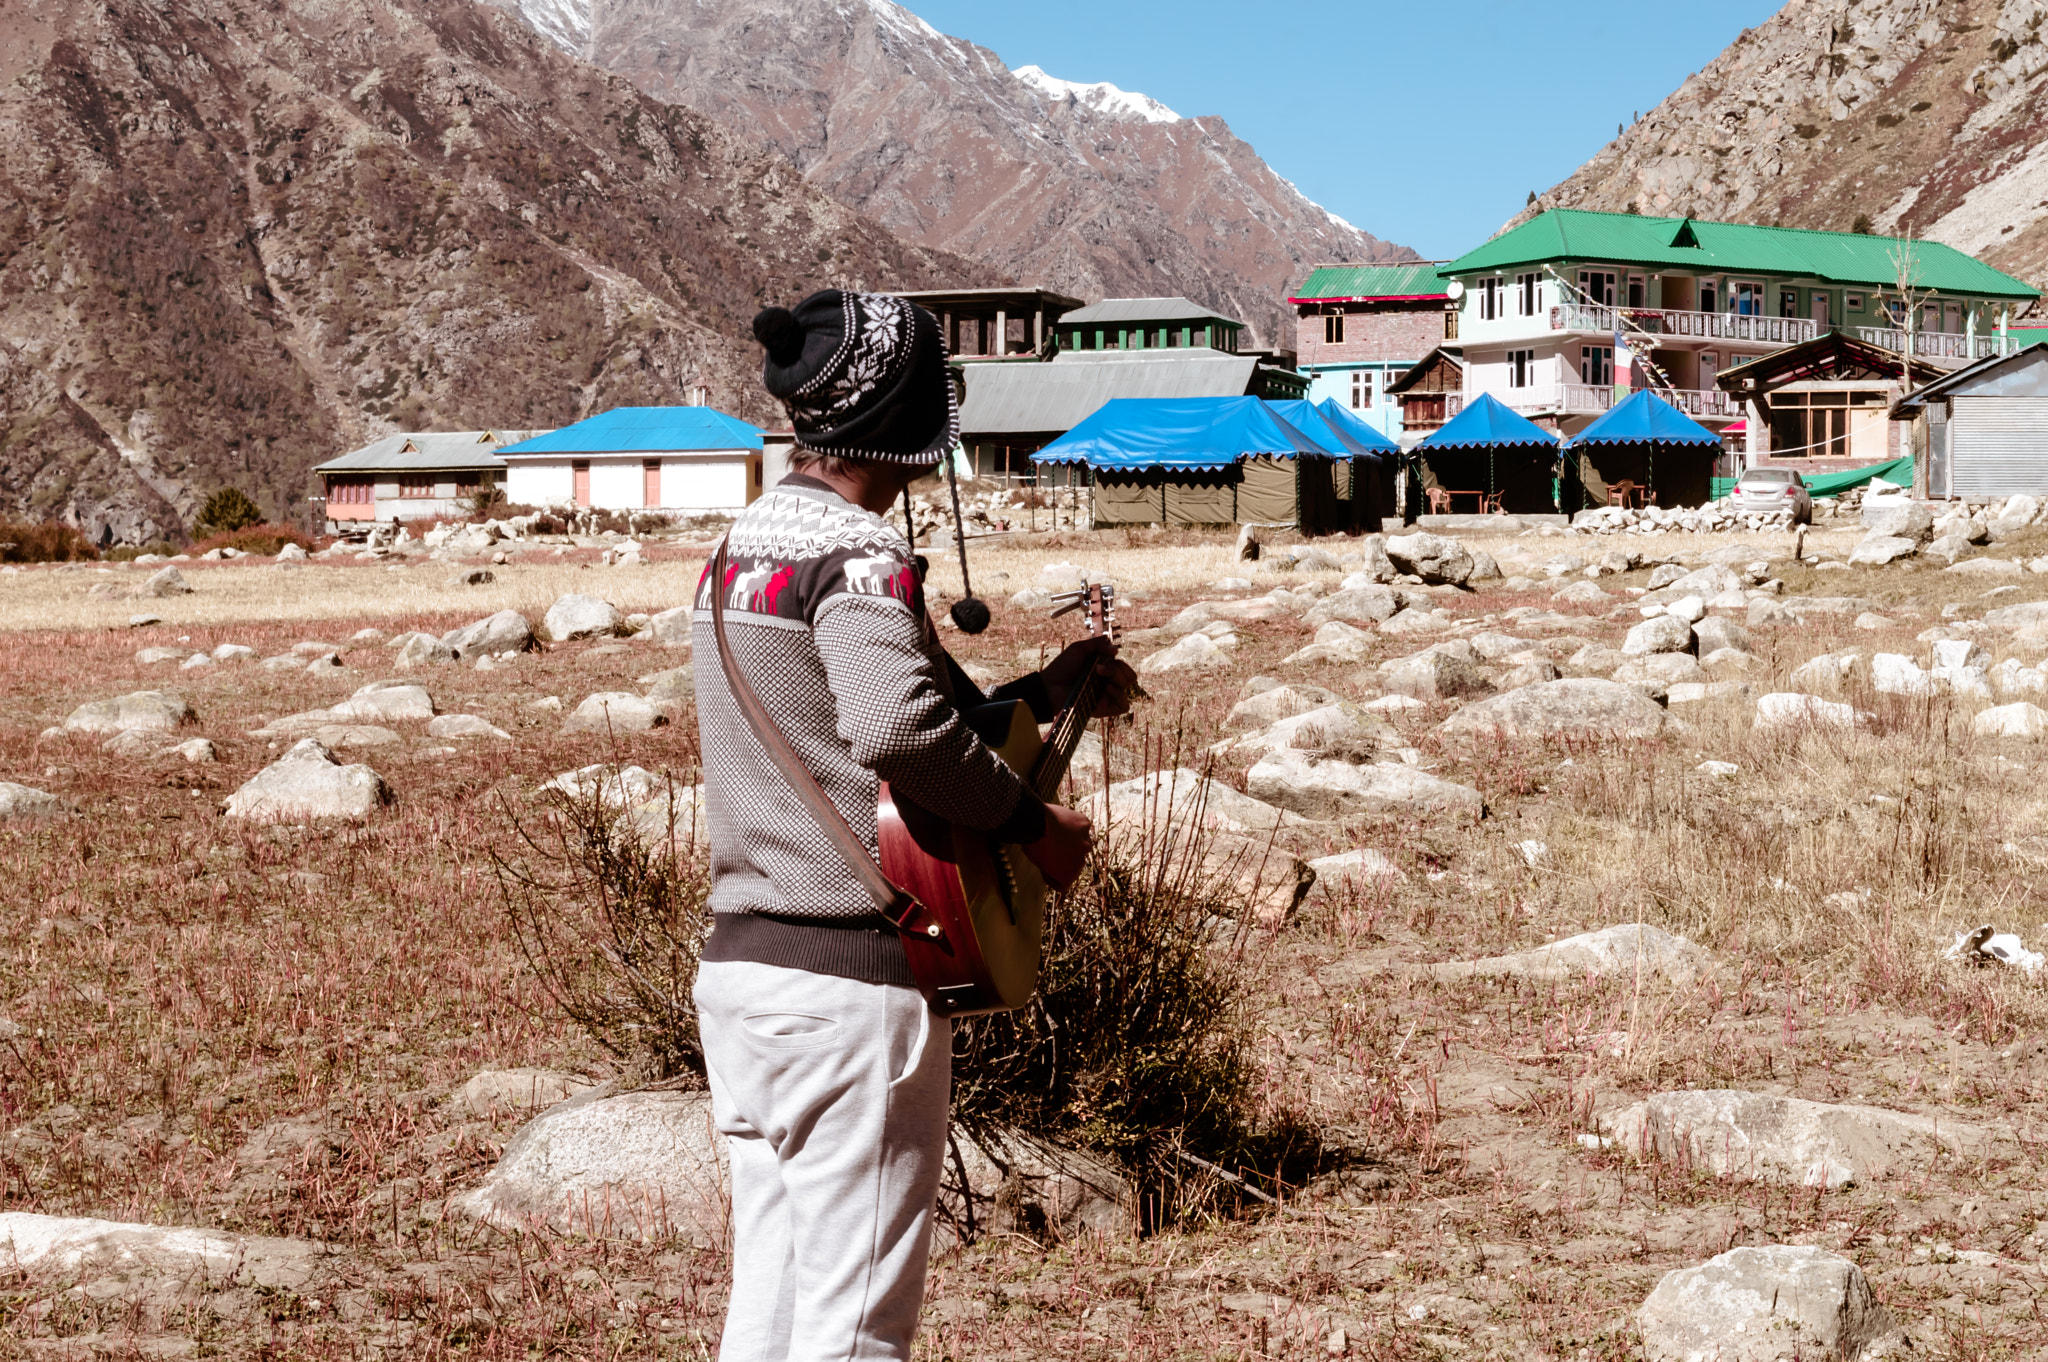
[695,959,952,1362]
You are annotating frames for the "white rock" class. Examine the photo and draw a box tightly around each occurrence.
[170,738,217,764]
[1220,703,1395,760]
[1974,702,2048,738]
[179,652,214,671]
[1087,768,1315,835]
[542,763,665,808]
[275,542,309,562]
[63,690,191,735]
[1432,924,1711,984]
[428,714,512,740]
[1307,848,1404,886]
[457,1068,597,1119]
[563,692,667,734]
[139,565,193,597]
[1753,692,1858,730]
[1638,1246,1894,1362]
[646,605,693,647]
[1137,633,1233,674]
[1302,586,1401,627]
[1947,555,2023,577]
[0,1212,331,1291]
[1697,760,1739,776]
[1224,684,1340,728]
[0,782,67,818]
[1245,749,1483,821]
[135,646,186,665]
[1664,594,1706,624]
[1848,535,1917,566]
[1384,532,1473,586]
[1438,679,1670,742]
[441,609,535,662]
[330,682,435,722]
[543,594,625,642]
[1280,620,1373,666]
[224,739,389,821]
[1623,614,1695,656]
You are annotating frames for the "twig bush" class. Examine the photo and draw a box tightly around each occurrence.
[187,523,315,557]
[0,519,100,563]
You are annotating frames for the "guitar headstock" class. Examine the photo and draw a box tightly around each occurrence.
[1049,584,1117,642]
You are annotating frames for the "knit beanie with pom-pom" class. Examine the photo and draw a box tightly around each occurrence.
[750,290,957,464]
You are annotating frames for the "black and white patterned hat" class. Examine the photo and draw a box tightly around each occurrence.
[752,290,958,464]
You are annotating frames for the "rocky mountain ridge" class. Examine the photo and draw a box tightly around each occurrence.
[1526,0,2048,294]
[0,0,990,541]
[492,0,1413,345]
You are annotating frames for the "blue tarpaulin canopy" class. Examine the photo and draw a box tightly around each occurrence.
[1416,393,1559,451]
[1030,397,1330,469]
[1565,390,1723,448]
[1293,398,1399,457]
[499,405,763,454]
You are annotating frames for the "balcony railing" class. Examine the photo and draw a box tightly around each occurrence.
[1551,303,1818,347]
[1495,386,1738,418]
[1850,326,2018,362]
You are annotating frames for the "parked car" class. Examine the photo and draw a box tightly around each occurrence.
[1730,468,1813,523]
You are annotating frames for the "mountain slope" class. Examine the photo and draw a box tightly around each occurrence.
[1528,0,2048,293]
[492,0,1412,346]
[0,0,992,540]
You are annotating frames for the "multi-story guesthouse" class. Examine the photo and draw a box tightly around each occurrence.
[1436,209,2039,464]
[1289,263,1457,440]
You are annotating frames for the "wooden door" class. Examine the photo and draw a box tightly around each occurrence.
[642,460,661,508]
[573,461,591,507]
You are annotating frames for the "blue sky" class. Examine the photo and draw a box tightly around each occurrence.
[908,0,1785,260]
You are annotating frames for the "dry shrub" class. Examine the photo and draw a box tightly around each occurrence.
[0,520,99,563]
[187,522,314,557]
[493,776,711,1083]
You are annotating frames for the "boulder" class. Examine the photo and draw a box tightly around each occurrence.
[563,692,667,734]
[0,1212,332,1293]
[1615,653,1707,686]
[101,728,158,757]
[1382,648,1490,700]
[136,646,185,664]
[1431,924,1711,985]
[1985,599,2048,630]
[1498,658,1562,690]
[330,682,434,722]
[139,566,193,597]
[1974,702,2048,738]
[63,690,191,735]
[1638,1246,1894,1362]
[1138,633,1233,674]
[1647,565,1740,601]
[0,783,67,818]
[275,542,309,563]
[1871,652,1937,696]
[1947,555,2024,577]
[210,644,257,663]
[1848,535,1918,566]
[1088,768,1316,835]
[1645,563,1687,589]
[1301,586,1401,627]
[611,784,710,856]
[1466,547,1501,581]
[543,593,624,642]
[1219,703,1396,761]
[1384,532,1473,586]
[1307,848,1404,888]
[428,714,512,740]
[1859,499,1935,541]
[169,738,216,763]
[1245,749,1483,821]
[456,1087,727,1240]
[1691,616,1752,657]
[646,605,693,647]
[1280,621,1372,666]
[1437,679,1669,743]
[1550,579,1612,605]
[1379,606,1452,634]
[441,608,536,662]
[542,763,666,808]
[1225,684,1340,728]
[1604,1089,1996,1188]
[1753,692,1859,730]
[447,567,495,586]
[641,666,696,707]
[224,739,388,821]
[1662,594,1707,624]
[1469,631,1539,662]
[457,1068,597,1120]
[1622,614,1695,657]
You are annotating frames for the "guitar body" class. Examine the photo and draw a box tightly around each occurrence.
[877,700,1047,1017]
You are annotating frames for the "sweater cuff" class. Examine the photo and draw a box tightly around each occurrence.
[992,790,1047,846]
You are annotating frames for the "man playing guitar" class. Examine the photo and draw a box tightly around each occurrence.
[691,289,1135,1361]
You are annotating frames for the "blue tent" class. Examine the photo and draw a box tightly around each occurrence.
[1311,398,1402,454]
[1410,393,1559,516]
[1566,390,1722,448]
[1030,397,1328,470]
[1560,390,1723,510]
[1030,397,1345,530]
[1268,399,1395,531]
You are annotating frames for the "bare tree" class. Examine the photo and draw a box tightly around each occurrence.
[1888,229,1936,393]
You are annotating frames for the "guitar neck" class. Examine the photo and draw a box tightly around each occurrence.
[1028,671,1104,801]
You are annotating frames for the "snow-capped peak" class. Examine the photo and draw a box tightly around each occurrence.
[1014,65,1180,123]
[509,0,591,55]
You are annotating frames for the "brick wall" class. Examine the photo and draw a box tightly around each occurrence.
[1296,300,1450,365]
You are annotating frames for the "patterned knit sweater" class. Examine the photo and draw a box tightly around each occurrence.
[691,475,1051,986]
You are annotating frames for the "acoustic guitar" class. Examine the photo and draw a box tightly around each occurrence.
[878,585,1118,1017]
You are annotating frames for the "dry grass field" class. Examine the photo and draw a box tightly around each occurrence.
[1,525,2046,1359]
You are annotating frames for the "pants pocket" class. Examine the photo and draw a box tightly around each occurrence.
[887,995,931,1086]
[740,1012,841,1049]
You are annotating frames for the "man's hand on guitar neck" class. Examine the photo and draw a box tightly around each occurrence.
[1039,637,1139,718]
[1022,802,1092,890]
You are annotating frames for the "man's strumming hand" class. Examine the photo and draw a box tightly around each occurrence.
[1022,802,1091,890]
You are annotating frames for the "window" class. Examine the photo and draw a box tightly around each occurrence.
[328,479,372,505]
[1517,272,1541,317]
[1578,270,1615,305]
[1846,293,1864,312]
[1444,306,1459,340]
[1580,345,1613,386]
[1697,281,1717,313]
[1767,391,1883,458]
[1626,274,1646,308]
[399,477,433,499]
[1779,289,1799,318]
[1733,281,1763,315]
[1350,370,1375,409]
[1507,349,1535,388]
[1323,313,1344,344]
[1478,277,1503,320]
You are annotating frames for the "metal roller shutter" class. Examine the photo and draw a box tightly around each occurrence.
[1952,396,2048,496]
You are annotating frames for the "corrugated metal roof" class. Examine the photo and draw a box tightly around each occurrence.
[499,406,764,455]
[1445,210,2040,299]
[960,351,1260,434]
[1059,297,1242,326]
[1291,263,1448,301]
[312,430,540,473]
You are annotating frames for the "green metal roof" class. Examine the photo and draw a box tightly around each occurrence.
[1291,263,1447,302]
[1443,210,2039,300]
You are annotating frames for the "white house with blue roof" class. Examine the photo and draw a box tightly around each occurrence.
[497,406,767,515]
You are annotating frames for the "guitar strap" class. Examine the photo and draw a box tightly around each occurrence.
[706,538,935,940]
